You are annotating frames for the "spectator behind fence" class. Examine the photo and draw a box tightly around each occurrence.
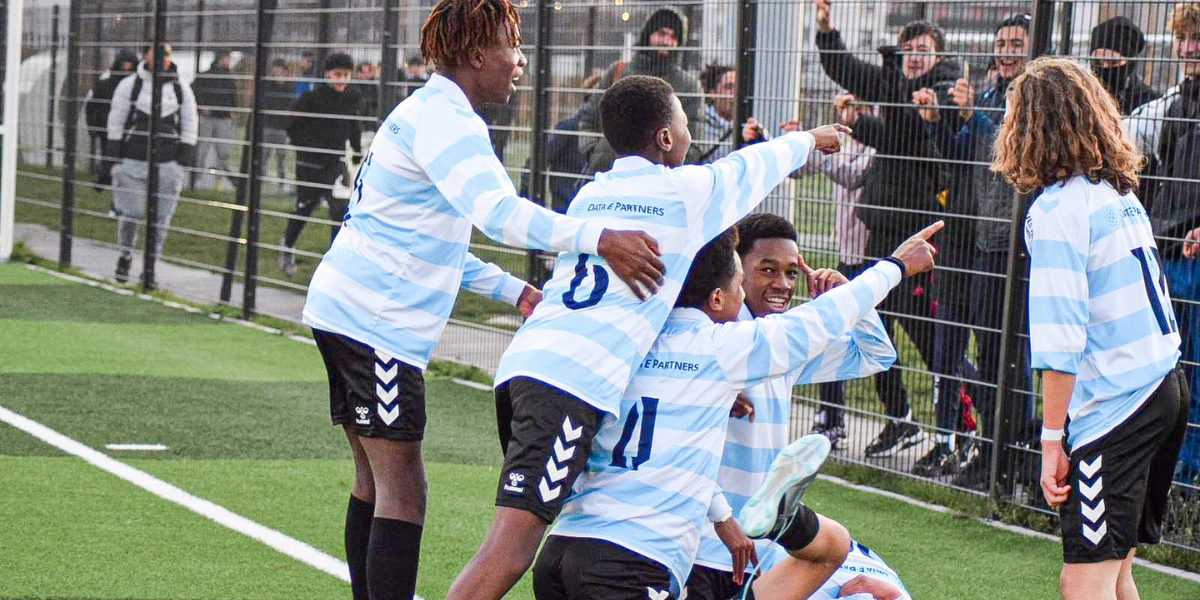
[401,54,430,99]
[192,51,238,191]
[783,96,874,449]
[101,43,198,290]
[279,52,362,277]
[1127,2,1200,485]
[1090,16,1160,115]
[576,7,704,175]
[913,13,1038,487]
[813,0,962,458]
[295,51,318,96]
[355,61,381,122]
[696,64,737,162]
[518,73,605,214]
[262,58,294,192]
[85,49,139,190]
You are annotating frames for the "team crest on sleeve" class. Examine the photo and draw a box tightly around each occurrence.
[1025,214,1035,240]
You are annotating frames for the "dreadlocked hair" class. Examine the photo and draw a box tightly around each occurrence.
[420,0,522,71]
[990,56,1142,195]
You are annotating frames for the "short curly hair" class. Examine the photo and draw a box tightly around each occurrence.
[676,227,740,309]
[1171,3,1200,37]
[600,75,678,155]
[990,57,1142,195]
[420,0,521,71]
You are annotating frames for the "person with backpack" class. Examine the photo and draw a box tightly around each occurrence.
[1127,2,1200,486]
[101,43,198,289]
[85,49,138,189]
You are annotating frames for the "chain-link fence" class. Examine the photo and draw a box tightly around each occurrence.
[10,0,1200,557]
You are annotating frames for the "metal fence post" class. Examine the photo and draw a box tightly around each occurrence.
[988,0,1055,512]
[141,0,166,291]
[379,0,399,122]
[523,0,553,286]
[732,0,757,148]
[241,0,276,320]
[46,4,58,167]
[189,0,204,189]
[59,0,80,269]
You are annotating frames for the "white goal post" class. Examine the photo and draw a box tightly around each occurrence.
[1,0,25,263]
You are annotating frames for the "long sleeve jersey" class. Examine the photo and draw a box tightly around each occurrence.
[549,261,900,594]
[302,74,608,369]
[495,131,818,416]
[1025,175,1180,448]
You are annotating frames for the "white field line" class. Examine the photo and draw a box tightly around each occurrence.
[20,263,1200,585]
[105,443,169,451]
[0,405,350,583]
[817,474,1200,583]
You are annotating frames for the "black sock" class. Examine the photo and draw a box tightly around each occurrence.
[345,495,375,600]
[367,517,423,600]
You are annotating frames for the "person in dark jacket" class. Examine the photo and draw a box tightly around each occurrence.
[279,52,362,276]
[1090,16,1160,116]
[576,6,704,175]
[915,13,1039,487]
[813,0,961,458]
[261,58,294,190]
[1127,3,1200,485]
[192,51,239,189]
[85,49,139,187]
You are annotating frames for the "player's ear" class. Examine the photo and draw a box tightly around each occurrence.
[469,48,486,70]
[655,126,673,154]
[706,287,725,313]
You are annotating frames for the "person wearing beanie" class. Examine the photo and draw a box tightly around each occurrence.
[278,51,362,276]
[1090,16,1161,114]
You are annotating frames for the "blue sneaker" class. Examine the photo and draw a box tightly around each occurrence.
[738,434,831,538]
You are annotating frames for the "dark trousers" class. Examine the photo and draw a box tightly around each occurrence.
[818,261,869,427]
[970,250,1036,444]
[284,156,347,248]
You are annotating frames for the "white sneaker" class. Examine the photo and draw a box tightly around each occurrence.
[738,434,831,539]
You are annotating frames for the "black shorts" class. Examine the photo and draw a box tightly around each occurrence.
[313,328,426,441]
[685,564,752,600]
[494,377,602,523]
[533,536,676,600]
[1061,366,1189,563]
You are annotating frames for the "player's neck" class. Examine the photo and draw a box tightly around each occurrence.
[438,68,484,110]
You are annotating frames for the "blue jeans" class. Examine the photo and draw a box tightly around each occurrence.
[1164,258,1200,482]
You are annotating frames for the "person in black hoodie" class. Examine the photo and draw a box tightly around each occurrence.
[813,0,961,458]
[192,50,240,190]
[1090,16,1160,116]
[85,49,139,187]
[279,52,362,277]
[261,59,294,190]
[576,6,703,175]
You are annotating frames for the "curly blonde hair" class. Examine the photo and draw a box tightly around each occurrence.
[1171,3,1200,37]
[990,57,1143,195]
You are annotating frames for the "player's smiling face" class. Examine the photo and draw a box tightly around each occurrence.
[740,238,800,317]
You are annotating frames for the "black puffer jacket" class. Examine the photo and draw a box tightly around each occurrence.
[287,84,362,166]
[816,29,961,243]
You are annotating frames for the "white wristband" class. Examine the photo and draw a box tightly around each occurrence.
[1040,427,1064,443]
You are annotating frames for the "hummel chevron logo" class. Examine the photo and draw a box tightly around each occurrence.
[545,457,569,482]
[374,349,394,363]
[553,437,575,463]
[1081,499,1106,524]
[538,477,561,502]
[1080,456,1102,479]
[376,383,399,405]
[375,362,398,382]
[1079,477,1103,502]
[1083,521,1108,545]
[647,588,669,600]
[562,416,582,441]
[377,404,400,426]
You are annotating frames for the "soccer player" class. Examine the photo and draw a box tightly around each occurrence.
[808,541,912,600]
[992,57,1188,600]
[532,221,940,600]
[448,75,851,599]
[301,0,665,598]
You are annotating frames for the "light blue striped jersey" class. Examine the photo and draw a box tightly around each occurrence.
[1024,176,1181,449]
[495,132,818,415]
[809,540,912,600]
[550,262,900,594]
[302,74,606,369]
[695,295,895,573]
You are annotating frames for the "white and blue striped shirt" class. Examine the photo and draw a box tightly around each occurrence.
[1025,176,1181,449]
[695,301,895,574]
[302,74,606,368]
[495,132,819,416]
[810,540,911,600]
[550,262,900,594]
